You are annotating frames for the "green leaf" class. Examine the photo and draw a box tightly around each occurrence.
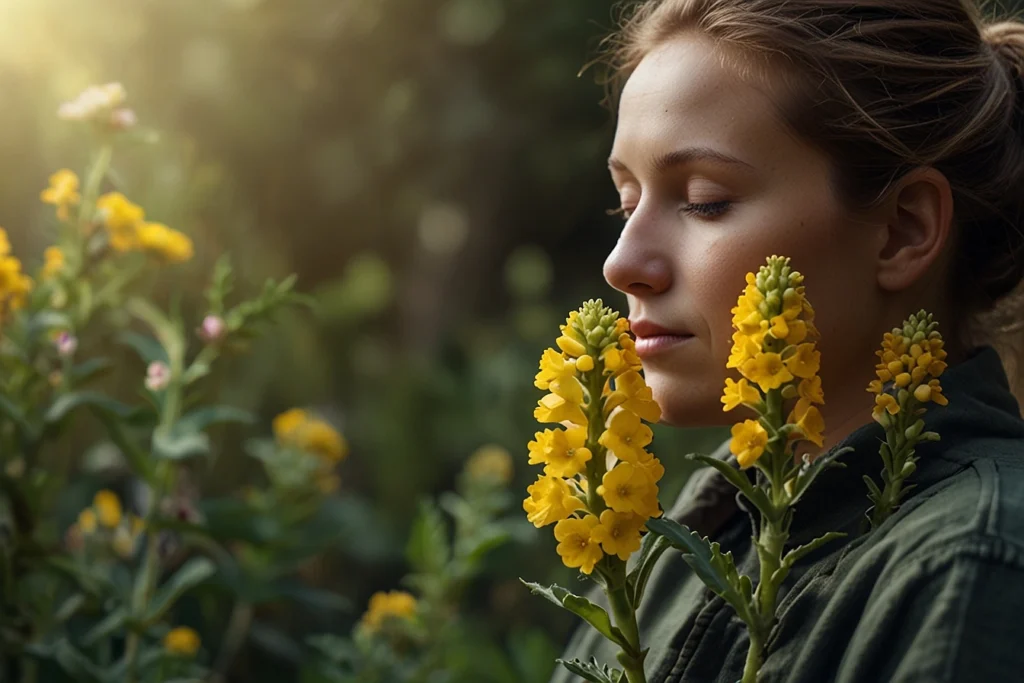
[557,657,624,683]
[788,446,853,506]
[144,557,216,624]
[406,500,450,574]
[776,532,845,582]
[645,518,753,622]
[52,639,104,683]
[520,581,628,650]
[688,453,779,522]
[626,532,669,607]
[82,607,129,646]
[153,428,211,460]
[177,405,254,434]
[117,331,168,365]
[69,358,114,385]
[45,391,139,425]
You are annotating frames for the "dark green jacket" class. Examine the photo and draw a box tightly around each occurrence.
[551,347,1024,683]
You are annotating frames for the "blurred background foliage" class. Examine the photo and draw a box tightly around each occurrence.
[0,0,729,680]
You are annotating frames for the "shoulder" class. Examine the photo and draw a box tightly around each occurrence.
[872,435,1024,579]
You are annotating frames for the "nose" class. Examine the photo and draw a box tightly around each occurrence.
[603,218,672,297]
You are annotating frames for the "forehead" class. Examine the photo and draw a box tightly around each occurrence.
[612,36,795,168]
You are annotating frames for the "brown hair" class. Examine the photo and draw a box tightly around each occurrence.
[599,0,1024,393]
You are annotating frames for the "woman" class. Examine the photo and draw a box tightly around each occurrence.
[553,1,1024,681]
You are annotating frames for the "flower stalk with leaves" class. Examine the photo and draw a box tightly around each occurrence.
[645,256,849,683]
[865,311,947,528]
[522,300,666,683]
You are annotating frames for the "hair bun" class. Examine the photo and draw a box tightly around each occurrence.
[983,21,1024,75]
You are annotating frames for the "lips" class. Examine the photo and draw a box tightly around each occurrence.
[629,319,695,359]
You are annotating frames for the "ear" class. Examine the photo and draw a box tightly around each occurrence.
[876,167,954,292]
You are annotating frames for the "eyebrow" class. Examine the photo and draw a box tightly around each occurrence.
[607,147,753,174]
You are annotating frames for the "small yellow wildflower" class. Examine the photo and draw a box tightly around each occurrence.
[163,626,201,657]
[798,376,824,405]
[523,475,584,528]
[785,343,821,379]
[721,377,761,412]
[788,399,825,448]
[556,334,587,358]
[867,311,948,422]
[730,420,768,469]
[535,348,584,404]
[42,247,65,280]
[598,409,653,464]
[137,222,194,263]
[528,427,592,478]
[466,444,514,484]
[533,392,588,427]
[606,370,662,423]
[93,490,122,528]
[96,192,144,252]
[597,462,660,518]
[591,509,645,561]
[77,508,98,534]
[361,590,418,632]
[273,408,308,439]
[40,170,81,222]
[741,352,794,392]
[554,515,604,575]
[273,408,347,462]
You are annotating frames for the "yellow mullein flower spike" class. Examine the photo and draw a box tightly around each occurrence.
[866,311,948,528]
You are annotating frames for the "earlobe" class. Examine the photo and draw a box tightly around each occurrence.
[876,167,954,292]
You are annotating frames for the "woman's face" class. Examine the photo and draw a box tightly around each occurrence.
[605,36,885,427]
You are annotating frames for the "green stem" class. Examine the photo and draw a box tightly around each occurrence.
[208,602,253,683]
[742,634,763,683]
[607,585,646,683]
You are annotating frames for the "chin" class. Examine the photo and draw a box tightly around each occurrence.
[645,371,731,428]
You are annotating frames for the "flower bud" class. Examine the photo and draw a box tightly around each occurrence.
[904,419,925,441]
[900,461,917,478]
[198,315,227,344]
[145,361,171,392]
[575,355,595,373]
[556,334,586,358]
[922,431,941,442]
[913,384,932,403]
[586,328,606,347]
[55,331,78,358]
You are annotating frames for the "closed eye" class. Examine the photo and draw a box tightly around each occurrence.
[683,201,730,218]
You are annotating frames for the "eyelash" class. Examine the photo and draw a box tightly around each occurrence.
[607,201,731,221]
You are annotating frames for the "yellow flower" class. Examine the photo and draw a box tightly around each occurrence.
[42,247,65,280]
[741,352,793,392]
[528,427,592,478]
[556,334,587,358]
[534,349,584,405]
[727,326,766,370]
[597,462,660,518]
[730,420,768,469]
[96,192,144,251]
[0,255,32,314]
[607,370,661,423]
[77,508,98,534]
[534,392,588,427]
[554,515,604,575]
[598,409,653,464]
[798,376,824,405]
[137,222,194,263]
[0,229,10,255]
[164,626,201,657]
[788,399,825,447]
[590,509,645,561]
[273,408,308,440]
[523,475,584,527]
[40,169,81,221]
[466,444,514,484]
[914,379,948,406]
[273,409,347,462]
[361,590,418,632]
[785,343,821,379]
[93,490,122,528]
[721,377,761,412]
[868,311,948,420]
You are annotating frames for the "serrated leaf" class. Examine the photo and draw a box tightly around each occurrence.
[557,657,624,683]
[688,454,779,522]
[645,518,752,622]
[776,532,845,582]
[627,532,669,607]
[406,501,450,574]
[520,581,628,650]
[144,557,216,624]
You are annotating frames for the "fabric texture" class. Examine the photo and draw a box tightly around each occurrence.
[550,346,1024,683]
